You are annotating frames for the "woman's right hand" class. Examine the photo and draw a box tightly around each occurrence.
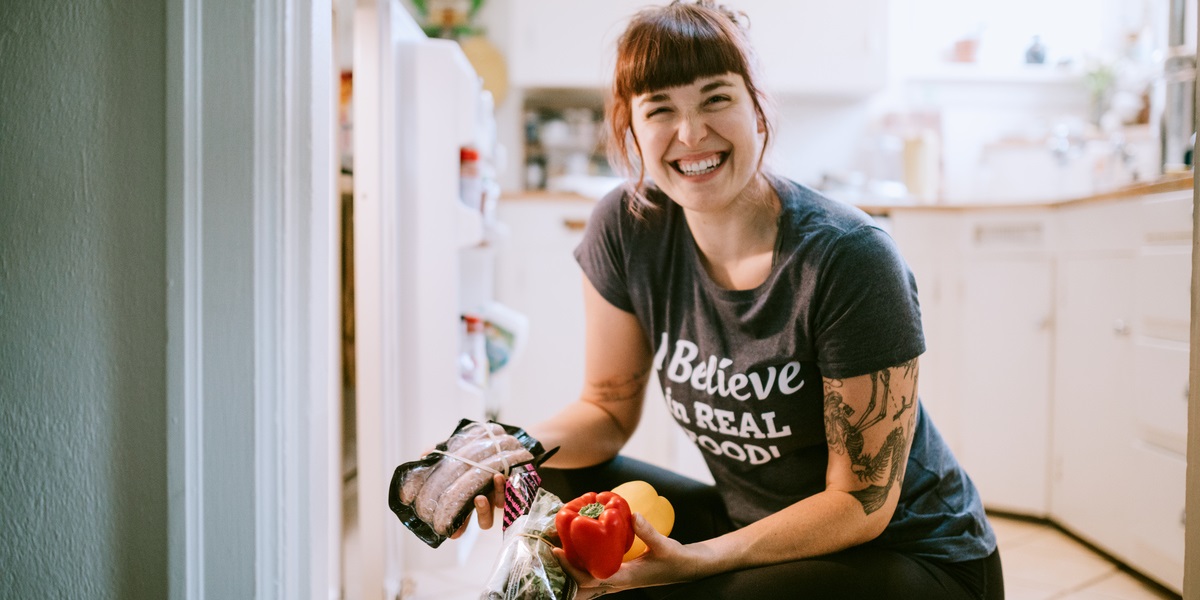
[448,472,507,539]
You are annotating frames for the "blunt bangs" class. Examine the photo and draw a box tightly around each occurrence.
[615,6,751,98]
[605,1,774,218]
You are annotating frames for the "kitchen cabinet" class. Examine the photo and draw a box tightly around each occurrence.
[1049,198,1140,557]
[494,197,593,427]
[504,0,645,89]
[890,188,1192,595]
[1050,252,1136,554]
[957,250,1054,516]
[494,195,686,473]
[887,213,964,454]
[503,0,888,96]
[892,209,1056,516]
[1125,190,1192,592]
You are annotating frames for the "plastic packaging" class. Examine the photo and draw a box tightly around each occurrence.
[388,419,550,548]
[481,488,578,600]
[482,302,529,375]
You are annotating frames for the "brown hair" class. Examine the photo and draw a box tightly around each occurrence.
[606,0,774,215]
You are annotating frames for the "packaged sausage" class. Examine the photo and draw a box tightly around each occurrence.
[388,418,551,548]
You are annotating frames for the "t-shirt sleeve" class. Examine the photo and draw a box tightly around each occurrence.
[573,187,636,314]
[812,225,926,379]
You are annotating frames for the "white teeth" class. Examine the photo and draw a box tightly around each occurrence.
[677,154,723,175]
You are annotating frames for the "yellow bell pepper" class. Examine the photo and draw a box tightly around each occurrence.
[610,480,675,561]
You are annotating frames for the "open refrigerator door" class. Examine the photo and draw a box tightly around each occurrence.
[352,2,526,597]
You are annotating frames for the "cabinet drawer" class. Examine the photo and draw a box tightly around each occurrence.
[1139,191,1193,246]
[1134,249,1192,342]
[1128,442,1186,594]
[499,199,596,250]
[966,211,1053,254]
[1132,340,1190,455]
[1057,201,1140,254]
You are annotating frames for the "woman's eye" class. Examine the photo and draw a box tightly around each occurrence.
[646,107,671,118]
[706,95,731,106]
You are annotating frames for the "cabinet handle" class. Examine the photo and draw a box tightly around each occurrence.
[1112,319,1131,336]
[562,218,587,232]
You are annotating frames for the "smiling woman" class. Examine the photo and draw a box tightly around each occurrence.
[453,2,1002,599]
[606,2,772,218]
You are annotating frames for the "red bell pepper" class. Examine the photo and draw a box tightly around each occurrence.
[555,491,635,579]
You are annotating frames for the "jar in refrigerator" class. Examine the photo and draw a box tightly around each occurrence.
[460,147,483,210]
[461,314,489,389]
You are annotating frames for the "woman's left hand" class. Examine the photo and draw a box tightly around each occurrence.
[554,514,709,598]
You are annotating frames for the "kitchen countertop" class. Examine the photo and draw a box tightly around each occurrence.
[503,173,1195,212]
[855,173,1194,215]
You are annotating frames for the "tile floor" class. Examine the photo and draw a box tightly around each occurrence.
[989,515,1179,600]
[395,513,1181,600]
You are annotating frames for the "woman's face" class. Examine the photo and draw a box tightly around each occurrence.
[630,73,765,214]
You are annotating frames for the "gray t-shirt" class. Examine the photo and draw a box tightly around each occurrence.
[574,176,996,562]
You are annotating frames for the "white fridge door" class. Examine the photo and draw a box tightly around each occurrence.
[353,5,496,596]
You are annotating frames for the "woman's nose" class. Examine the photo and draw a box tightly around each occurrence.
[677,112,708,146]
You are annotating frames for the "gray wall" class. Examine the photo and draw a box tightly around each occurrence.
[0,1,169,598]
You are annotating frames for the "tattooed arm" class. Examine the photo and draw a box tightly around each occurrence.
[558,358,922,596]
[822,359,920,532]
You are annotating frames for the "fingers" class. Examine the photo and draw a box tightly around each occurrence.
[490,473,506,507]
[552,548,597,587]
[448,518,469,539]
[453,474,510,538]
[474,495,495,530]
[631,514,659,544]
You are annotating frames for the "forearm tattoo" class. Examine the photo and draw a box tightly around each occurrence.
[823,359,918,515]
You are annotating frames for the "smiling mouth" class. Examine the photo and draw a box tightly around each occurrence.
[672,153,727,177]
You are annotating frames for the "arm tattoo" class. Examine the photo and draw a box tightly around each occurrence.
[824,359,919,515]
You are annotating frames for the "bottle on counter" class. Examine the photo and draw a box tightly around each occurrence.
[1025,35,1047,65]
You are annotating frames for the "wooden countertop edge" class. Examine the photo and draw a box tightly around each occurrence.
[858,174,1194,214]
[504,175,1195,212]
[501,190,599,203]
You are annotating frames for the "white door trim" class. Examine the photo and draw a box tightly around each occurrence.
[167,0,339,597]
[1185,40,1200,600]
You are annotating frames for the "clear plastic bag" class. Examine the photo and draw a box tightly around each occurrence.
[480,489,578,600]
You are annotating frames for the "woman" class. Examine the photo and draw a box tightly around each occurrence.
[468,2,1001,598]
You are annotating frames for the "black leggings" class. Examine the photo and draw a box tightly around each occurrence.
[539,456,1004,600]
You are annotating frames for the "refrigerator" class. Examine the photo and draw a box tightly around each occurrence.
[349,2,525,597]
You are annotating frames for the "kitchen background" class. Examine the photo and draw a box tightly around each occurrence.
[3,0,1194,598]
[337,0,1196,599]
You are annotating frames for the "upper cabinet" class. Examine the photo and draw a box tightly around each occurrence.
[737,0,888,97]
[503,0,888,96]
[504,0,644,89]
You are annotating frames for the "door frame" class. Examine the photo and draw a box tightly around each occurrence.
[166,0,340,598]
[1187,71,1200,596]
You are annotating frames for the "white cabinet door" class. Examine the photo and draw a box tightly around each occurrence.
[737,0,887,96]
[505,0,887,95]
[494,197,678,470]
[505,0,647,88]
[1127,441,1187,594]
[494,199,594,426]
[1050,255,1136,555]
[956,254,1054,516]
[889,212,965,454]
